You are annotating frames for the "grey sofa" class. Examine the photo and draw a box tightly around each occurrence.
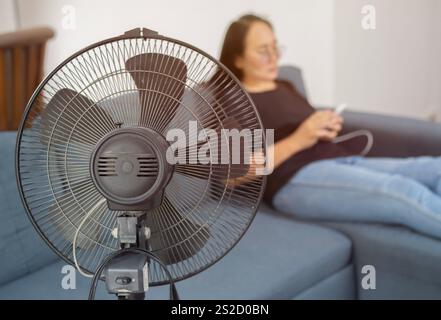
[0,66,440,299]
[279,66,441,299]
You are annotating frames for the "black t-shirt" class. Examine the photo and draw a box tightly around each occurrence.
[249,80,351,205]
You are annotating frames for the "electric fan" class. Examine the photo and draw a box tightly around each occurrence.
[15,28,267,300]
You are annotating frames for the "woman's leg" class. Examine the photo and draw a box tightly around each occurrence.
[272,158,441,239]
[334,156,441,195]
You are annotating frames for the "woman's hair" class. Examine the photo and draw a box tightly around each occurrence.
[219,14,273,81]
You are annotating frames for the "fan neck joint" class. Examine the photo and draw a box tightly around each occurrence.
[123,28,159,39]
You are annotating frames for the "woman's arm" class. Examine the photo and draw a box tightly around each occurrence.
[223,137,303,188]
[225,110,344,187]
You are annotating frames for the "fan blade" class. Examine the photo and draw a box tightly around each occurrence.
[125,53,187,132]
[40,88,115,146]
[40,89,115,231]
[97,92,141,127]
[146,197,210,266]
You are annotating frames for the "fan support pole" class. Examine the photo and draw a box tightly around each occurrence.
[104,213,151,300]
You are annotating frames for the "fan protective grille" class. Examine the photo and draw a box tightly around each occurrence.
[16,33,266,285]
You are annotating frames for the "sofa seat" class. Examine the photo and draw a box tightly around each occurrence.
[324,222,441,299]
[0,205,353,299]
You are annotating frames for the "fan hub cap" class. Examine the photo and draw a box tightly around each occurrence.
[90,127,173,211]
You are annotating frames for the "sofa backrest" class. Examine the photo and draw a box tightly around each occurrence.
[278,65,308,100]
[277,65,441,158]
[0,131,58,286]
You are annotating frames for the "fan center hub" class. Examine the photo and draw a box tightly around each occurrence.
[90,127,173,211]
[122,161,134,174]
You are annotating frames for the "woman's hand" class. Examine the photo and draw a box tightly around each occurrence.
[288,110,343,149]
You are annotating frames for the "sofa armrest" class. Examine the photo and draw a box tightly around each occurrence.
[339,111,441,158]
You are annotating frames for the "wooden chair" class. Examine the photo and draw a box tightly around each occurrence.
[0,27,54,131]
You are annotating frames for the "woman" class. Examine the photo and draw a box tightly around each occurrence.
[219,14,441,239]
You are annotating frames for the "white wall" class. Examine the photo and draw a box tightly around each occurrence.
[427,0,441,121]
[16,0,336,107]
[252,0,335,107]
[0,0,18,32]
[9,0,441,120]
[334,0,441,120]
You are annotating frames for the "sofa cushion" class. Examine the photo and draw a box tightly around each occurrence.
[0,205,352,299]
[0,132,58,286]
[293,265,355,300]
[324,222,441,299]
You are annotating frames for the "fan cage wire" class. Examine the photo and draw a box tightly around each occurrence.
[15,32,267,286]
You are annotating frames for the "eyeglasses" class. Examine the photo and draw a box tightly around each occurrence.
[255,45,285,64]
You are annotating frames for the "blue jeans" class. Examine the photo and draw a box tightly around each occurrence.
[273,156,441,239]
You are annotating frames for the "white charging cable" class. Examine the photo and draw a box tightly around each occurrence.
[331,103,374,156]
[333,129,374,156]
[73,198,107,278]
